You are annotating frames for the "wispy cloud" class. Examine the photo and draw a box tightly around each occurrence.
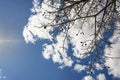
[0,69,6,79]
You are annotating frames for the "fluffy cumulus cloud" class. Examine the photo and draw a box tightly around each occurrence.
[23,0,74,68]
[83,75,94,80]
[95,63,103,71]
[74,64,86,73]
[23,0,95,68]
[23,0,120,79]
[83,74,106,80]
[104,21,120,78]
[97,74,106,80]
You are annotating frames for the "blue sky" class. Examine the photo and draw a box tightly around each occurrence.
[0,0,82,80]
[0,0,120,80]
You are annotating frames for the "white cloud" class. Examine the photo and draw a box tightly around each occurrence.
[23,26,36,43]
[23,0,74,68]
[42,44,54,59]
[74,64,86,72]
[42,41,73,68]
[104,21,120,78]
[23,0,120,79]
[31,0,41,13]
[83,75,94,80]
[97,74,106,80]
[105,40,120,78]
[23,0,96,61]
[68,18,95,59]
[95,63,103,70]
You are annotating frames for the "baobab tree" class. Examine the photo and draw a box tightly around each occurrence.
[23,0,120,76]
